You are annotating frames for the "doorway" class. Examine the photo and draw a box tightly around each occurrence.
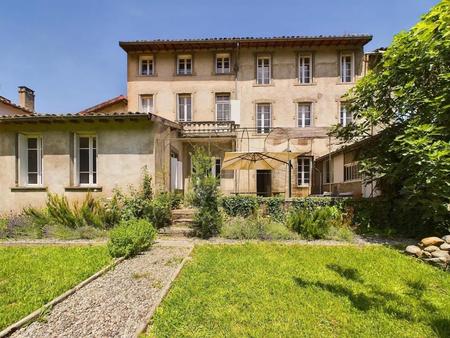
[256,170,272,197]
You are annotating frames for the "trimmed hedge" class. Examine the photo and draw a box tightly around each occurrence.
[220,195,348,220]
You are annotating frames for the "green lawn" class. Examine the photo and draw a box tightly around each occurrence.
[150,244,450,338]
[0,245,111,330]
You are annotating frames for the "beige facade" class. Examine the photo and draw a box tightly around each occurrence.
[0,114,179,213]
[120,36,372,196]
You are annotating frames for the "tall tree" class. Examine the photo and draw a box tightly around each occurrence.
[332,0,450,235]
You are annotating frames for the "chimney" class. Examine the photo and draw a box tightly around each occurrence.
[18,86,35,112]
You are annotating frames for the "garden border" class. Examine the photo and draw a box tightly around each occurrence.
[0,256,125,337]
[135,244,194,336]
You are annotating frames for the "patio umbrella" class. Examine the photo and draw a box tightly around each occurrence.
[222,151,302,170]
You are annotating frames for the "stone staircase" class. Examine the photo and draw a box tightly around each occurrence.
[158,208,196,238]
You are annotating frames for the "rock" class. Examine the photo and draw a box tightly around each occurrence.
[442,235,450,244]
[424,257,442,263]
[440,243,450,251]
[438,256,449,263]
[405,245,422,257]
[420,237,444,247]
[424,245,440,252]
[422,251,432,258]
[431,250,450,258]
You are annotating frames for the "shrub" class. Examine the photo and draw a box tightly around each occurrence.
[287,206,352,240]
[148,193,172,229]
[24,193,114,230]
[260,197,286,221]
[190,148,222,238]
[107,219,156,258]
[221,195,259,217]
[290,197,348,212]
[166,191,183,209]
[221,216,298,240]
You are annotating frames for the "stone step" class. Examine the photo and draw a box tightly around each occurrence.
[173,218,194,224]
[158,226,192,237]
[172,209,196,216]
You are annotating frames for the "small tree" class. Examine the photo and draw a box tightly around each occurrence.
[190,147,222,238]
[331,1,450,235]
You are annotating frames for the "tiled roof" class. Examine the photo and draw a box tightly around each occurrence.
[119,34,372,52]
[0,95,33,114]
[0,111,180,129]
[78,95,128,115]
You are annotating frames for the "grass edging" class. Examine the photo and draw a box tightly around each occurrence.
[0,256,125,338]
[135,245,194,337]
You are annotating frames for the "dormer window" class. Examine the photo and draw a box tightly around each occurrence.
[177,55,192,75]
[139,56,153,76]
[216,53,231,74]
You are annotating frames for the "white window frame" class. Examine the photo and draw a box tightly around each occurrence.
[344,161,361,182]
[340,103,353,126]
[177,55,192,75]
[177,94,192,121]
[215,93,231,121]
[75,134,97,186]
[139,55,154,76]
[256,56,271,84]
[340,52,354,83]
[256,103,272,134]
[297,102,312,128]
[297,157,311,187]
[298,54,312,84]
[18,134,43,186]
[216,53,231,74]
[140,95,153,114]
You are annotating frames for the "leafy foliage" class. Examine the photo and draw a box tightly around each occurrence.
[220,195,259,217]
[107,219,156,258]
[287,206,352,240]
[331,1,450,235]
[190,147,222,238]
[221,215,298,240]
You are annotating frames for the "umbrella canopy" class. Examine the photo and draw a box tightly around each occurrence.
[222,152,302,170]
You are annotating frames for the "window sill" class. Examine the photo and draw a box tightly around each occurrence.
[296,185,310,188]
[65,186,103,192]
[11,186,48,192]
[137,74,157,77]
[214,72,235,76]
[293,82,316,86]
[336,81,356,85]
[252,83,274,87]
[174,73,194,77]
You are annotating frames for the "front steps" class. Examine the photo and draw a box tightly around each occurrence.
[158,208,196,238]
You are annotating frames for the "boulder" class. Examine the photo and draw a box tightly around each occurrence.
[424,245,440,252]
[438,256,449,263]
[442,235,450,244]
[422,251,432,258]
[424,257,443,264]
[405,245,422,257]
[440,243,450,251]
[420,237,444,247]
[431,250,450,258]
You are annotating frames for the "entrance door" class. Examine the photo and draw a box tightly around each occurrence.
[256,170,272,197]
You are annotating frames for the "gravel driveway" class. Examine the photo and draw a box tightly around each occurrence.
[12,242,193,338]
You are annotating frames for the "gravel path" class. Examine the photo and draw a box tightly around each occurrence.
[12,243,193,338]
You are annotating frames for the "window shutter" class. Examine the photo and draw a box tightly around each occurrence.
[177,161,183,189]
[337,52,341,78]
[17,134,27,186]
[73,133,79,186]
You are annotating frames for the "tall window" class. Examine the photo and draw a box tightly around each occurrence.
[340,53,353,83]
[140,95,153,113]
[297,103,312,128]
[215,94,230,121]
[177,94,192,121]
[177,55,192,75]
[298,55,312,84]
[323,159,331,184]
[256,56,271,84]
[340,103,353,126]
[256,103,271,134]
[212,158,221,179]
[22,136,43,186]
[77,135,97,186]
[139,56,153,76]
[216,53,231,74]
[297,157,311,186]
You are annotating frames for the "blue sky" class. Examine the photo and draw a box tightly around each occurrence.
[0,0,439,113]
